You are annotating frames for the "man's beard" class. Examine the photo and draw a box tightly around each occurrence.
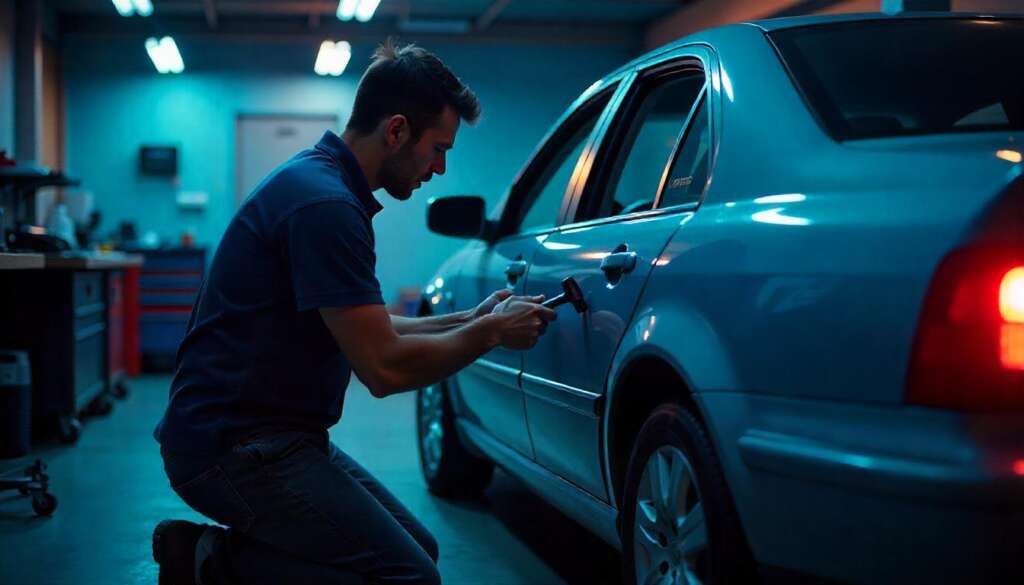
[378,146,419,201]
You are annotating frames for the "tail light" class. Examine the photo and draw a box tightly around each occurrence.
[1002,267,1024,370]
[906,245,1024,410]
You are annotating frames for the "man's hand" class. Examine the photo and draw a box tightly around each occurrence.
[488,295,557,350]
[470,289,513,320]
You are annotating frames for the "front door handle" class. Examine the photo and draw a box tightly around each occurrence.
[600,251,637,275]
[504,260,528,282]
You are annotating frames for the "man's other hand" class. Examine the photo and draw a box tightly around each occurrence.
[489,295,557,350]
[470,289,513,320]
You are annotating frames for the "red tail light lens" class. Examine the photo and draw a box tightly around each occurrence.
[906,246,1024,410]
[1001,267,1024,370]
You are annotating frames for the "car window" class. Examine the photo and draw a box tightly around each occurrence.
[770,19,1024,140]
[659,97,710,208]
[592,72,704,219]
[518,112,603,233]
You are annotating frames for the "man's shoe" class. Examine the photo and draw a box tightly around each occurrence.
[153,519,208,585]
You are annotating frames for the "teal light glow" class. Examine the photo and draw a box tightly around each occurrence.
[314,41,352,77]
[355,0,382,22]
[132,0,153,17]
[111,0,133,16]
[337,0,380,22]
[144,37,185,74]
[336,0,359,20]
[751,207,810,226]
[112,0,152,17]
[754,193,806,205]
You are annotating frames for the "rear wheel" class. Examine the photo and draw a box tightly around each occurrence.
[416,380,493,498]
[621,404,756,585]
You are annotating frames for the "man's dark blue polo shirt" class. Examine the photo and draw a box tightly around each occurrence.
[155,131,384,454]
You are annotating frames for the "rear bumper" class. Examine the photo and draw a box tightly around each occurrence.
[738,428,1024,506]
[701,393,1024,585]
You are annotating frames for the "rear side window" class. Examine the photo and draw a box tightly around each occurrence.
[771,19,1024,140]
[601,74,705,217]
[659,97,710,208]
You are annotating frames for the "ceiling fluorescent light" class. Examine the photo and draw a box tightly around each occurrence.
[314,41,352,77]
[145,37,185,74]
[112,0,134,16]
[354,0,381,22]
[131,0,153,17]
[337,0,359,21]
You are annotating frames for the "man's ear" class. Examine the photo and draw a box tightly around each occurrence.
[382,114,411,151]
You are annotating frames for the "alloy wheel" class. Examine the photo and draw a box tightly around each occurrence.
[633,445,709,585]
[418,384,445,476]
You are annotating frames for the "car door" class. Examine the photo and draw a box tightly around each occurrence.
[448,84,619,458]
[521,53,716,498]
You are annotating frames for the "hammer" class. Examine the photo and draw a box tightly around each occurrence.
[542,277,588,313]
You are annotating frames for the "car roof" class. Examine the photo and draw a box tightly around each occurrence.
[598,11,1023,83]
[748,10,1022,32]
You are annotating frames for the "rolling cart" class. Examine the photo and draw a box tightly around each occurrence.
[0,460,57,516]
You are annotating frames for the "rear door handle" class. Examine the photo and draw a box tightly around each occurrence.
[600,252,637,275]
[504,260,528,279]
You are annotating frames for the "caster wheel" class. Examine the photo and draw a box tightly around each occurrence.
[32,492,57,516]
[58,417,82,445]
[111,381,129,400]
[88,395,113,417]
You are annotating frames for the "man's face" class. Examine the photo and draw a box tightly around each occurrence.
[379,107,459,201]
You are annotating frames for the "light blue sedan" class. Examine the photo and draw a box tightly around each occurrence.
[416,12,1024,585]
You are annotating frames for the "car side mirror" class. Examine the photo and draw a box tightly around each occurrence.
[427,196,488,239]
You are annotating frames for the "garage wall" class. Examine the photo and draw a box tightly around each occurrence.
[63,38,633,301]
[0,0,15,155]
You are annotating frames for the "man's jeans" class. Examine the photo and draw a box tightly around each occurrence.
[161,430,441,584]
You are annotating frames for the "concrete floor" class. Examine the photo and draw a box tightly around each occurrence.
[0,375,622,585]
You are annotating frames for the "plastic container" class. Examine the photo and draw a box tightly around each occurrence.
[0,350,32,458]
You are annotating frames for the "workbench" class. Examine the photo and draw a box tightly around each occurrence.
[0,252,143,444]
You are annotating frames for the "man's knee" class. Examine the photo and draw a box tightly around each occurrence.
[419,562,441,585]
[419,532,439,564]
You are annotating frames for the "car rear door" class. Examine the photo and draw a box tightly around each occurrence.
[521,51,717,498]
[448,84,619,459]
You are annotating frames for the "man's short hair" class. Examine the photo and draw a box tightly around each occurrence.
[346,39,481,141]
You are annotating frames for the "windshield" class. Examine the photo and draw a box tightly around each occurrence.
[770,18,1024,141]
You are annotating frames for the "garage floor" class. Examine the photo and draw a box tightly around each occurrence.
[0,375,622,585]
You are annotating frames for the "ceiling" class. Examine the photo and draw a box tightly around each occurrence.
[53,0,693,45]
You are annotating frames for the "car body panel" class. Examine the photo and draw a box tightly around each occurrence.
[421,13,1024,584]
[522,211,690,499]
[446,235,543,458]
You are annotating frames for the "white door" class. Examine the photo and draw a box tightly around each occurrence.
[236,114,338,205]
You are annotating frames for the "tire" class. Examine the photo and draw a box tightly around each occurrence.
[32,492,58,516]
[621,404,756,585]
[416,380,494,498]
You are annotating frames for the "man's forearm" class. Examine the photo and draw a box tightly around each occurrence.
[390,310,473,335]
[369,315,498,397]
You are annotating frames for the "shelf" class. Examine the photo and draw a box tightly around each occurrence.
[0,253,45,270]
[45,252,145,270]
[0,166,81,190]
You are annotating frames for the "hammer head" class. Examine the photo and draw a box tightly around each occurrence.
[561,277,587,313]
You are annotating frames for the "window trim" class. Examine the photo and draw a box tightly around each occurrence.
[494,83,620,240]
[653,90,710,210]
[568,55,712,227]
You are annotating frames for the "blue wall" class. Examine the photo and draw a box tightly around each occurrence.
[63,37,633,301]
[0,0,14,154]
